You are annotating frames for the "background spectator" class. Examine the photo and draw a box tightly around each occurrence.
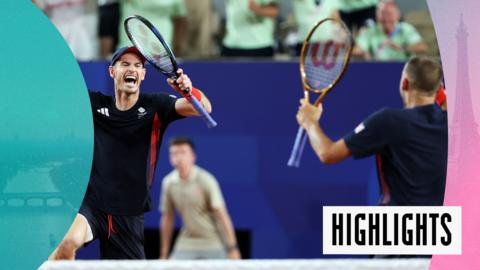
[33,0,99,61]
[291,0,338,56]
[352,0,427,61]
[221,0,279,57]
[117,0,187,57]
[98,0,119,59]
[183,0,219,59]
[336,0,379,34]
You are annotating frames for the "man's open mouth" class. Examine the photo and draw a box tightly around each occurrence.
[124,75,137,86]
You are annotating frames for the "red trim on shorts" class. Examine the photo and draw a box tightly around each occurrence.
[147,113,161,186]
[376,154,391,205]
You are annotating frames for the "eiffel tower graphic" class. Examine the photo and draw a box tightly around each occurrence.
[448,14,480,185]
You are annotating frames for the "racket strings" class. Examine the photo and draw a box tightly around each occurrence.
[304,41,348,90]
[126,19,175,76]
[302,19,351,92]
[152,51,175,75]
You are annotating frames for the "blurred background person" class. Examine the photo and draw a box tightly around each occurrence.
[352,0,427,61]
[159,137,241,260]
[336,0,379,33]
[117,0,187,57]
[290,0,338,56]
[221,0,279,57]
[399,0,439,58]
[98,0,119,59]
[33,0,98,61]
[183,0,219,59]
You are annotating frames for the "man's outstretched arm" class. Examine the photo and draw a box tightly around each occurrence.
[167,69,212,117]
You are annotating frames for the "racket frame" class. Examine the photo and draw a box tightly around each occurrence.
[124,15,217,128]
[288,17,353,167]
[299,17,354,104]
[124,15,179,78]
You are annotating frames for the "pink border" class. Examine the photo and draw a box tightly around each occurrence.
[428,0,480,269]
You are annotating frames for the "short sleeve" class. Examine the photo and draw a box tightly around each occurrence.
[88,90,106,111]
[344,109,396,159]
[202,172,226,210]
[152,93,184,125]
[401,22,423,45]
[160,177,174,213]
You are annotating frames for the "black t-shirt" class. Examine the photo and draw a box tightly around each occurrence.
[344,104,447,206]
[84,91,182,215]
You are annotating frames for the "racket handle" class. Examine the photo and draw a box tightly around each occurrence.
[186,94,217,128]
[298,130,309,161]
[287,127,307,167]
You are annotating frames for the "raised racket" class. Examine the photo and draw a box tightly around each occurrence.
[287,18,353,167]
[124,15,217,128]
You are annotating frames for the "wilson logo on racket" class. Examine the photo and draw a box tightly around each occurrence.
[311,41,346,70]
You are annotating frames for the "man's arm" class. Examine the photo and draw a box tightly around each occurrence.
[403,23,428,56]
[212,208,241,259]
[405,42,428,55]
[352,28,372,60]
[204,173,241,259]
[159,210,175,259]
[296,98,351,164]
[248,0,279,18]
[174,89,212,117]
[352,45,372,60]
[167,69,213,117]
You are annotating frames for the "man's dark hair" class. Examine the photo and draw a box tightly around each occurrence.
[169,137,196,152]
[405,56,443,95]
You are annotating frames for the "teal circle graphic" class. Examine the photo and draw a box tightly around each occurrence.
[0,1,93,269]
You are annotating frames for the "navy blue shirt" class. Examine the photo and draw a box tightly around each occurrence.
[84,91,182,215]
[344,104,447,206]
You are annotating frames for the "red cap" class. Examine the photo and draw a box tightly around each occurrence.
[110,46,146,66]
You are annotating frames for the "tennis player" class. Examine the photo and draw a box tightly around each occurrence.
[49,46,212,260]
[296,56,447,206]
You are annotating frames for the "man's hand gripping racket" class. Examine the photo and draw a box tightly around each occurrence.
[124,15,217,128]
[287,18,353,167]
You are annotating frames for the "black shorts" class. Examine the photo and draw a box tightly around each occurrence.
[79,201,146,259]
[340,5,377,31]
[221,46,274,57]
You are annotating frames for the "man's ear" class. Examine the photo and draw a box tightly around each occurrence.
[108,65,115,79]
[401,78,409,92]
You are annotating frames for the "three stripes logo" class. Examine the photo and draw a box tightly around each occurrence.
[97,108,110,117]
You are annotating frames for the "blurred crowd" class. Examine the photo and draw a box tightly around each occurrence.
[32,0,439,61]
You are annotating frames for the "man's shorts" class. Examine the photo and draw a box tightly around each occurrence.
[79,201,145,259]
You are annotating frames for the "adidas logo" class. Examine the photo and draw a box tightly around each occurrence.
[97,108,110,117]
